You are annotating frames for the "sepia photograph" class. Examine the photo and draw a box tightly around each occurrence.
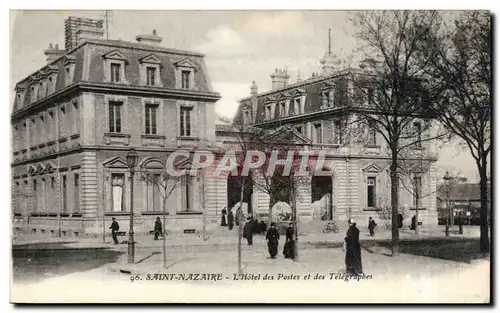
[8,8,491,303]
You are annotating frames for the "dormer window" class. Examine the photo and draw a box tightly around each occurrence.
[322,90,334,108]
[181,71,191,89]
[243,110,251,124]
[173,58,197,90]
[30,85,38,103]
[62,55,76,86]
[279,101,286,117]
[146,67,156,86]
[38,80,46,99]
[364,87,374,106]
[16,90,25,109]
[111,63,121,83]
[138,54,162,87]
[265,105,272,120]
[102,50,127,84]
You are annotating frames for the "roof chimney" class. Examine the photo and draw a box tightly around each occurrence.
[270,68,290,91]
[136,29,163,46]
[76,25,104,45]
[44,43,66,63]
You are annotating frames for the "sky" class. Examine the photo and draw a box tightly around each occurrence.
[9,10,481,182]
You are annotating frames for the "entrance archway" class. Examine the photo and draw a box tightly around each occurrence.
[227,170,253,214]
[311,175,333,220]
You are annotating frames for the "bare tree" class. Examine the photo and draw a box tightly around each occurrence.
[422,11,491,254]
[348,11,448,256]
[140,166,180,269]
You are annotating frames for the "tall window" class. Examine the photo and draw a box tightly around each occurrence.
[369,120,377,145]
[181,175,192,211]
[108,101,122,133]
[180,106,192,137]
[145,104,157,135]
[334,120,343,144]
[313,123,322,143]
[181,71,190,89]
[414,122,422,147]
[111,173,124,212]
[146,174,162,212]
[279,101,286,117]
[367,177,376,207]
[146,67,156,86]
[294,98,302,114]
[243,110,251,124]
[365,87,374,105]
[265,105,272,120]
[413,176,422,207]
[74,173,79,187]
[32,179,37,212]
[62,175,67,213]
[110,63,121,83]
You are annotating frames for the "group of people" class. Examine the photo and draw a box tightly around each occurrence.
[109,216,164,245]
[265,222,295,259]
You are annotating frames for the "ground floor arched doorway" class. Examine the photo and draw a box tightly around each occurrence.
[311,175,333,220]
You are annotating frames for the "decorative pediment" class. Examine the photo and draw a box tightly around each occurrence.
[102,49,126,61]
[140,157,165,170]
[102,156,128,169]
[45,65,59,75]
[276,93,290,101]
[44,162,57,173]
[36,164,46,174]
[362,163,382,173]
[61,55,76,66]
[263,95,277,104]
[139,53,162,65]
[411,165,427,174]
[319,82,335,90]
[27,165,37,175]
[15,84,26,92]
[173,57,198,69]
[291,88,306,97]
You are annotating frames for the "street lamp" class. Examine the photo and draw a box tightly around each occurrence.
[126,148,139,264]
[443,171,453,237]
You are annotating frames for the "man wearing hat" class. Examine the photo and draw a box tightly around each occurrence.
[344,219,363,275]
[265,222,280,259]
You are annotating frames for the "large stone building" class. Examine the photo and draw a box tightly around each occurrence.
[11,17,439,238]
[11,17,224,237]
[228,43,440,228]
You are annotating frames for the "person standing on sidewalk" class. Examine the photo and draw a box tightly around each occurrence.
[368,217,377,236]
[221,207,228,227]
[266,222,280,259]
[228,208,234,230]
[243,216,254,245]
[283,222,295,259]
[109,217,120,245]
[154,217,162,240]
[344,219,362,275]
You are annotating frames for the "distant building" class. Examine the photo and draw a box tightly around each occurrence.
[436,182,490,225]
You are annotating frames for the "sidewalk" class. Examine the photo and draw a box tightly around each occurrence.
[12,225,481,250]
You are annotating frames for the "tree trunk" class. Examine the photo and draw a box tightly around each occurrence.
[477,154,490,255]
[237,177,246,275]
[415,193,419,236]
[390,146,400,257]
[267,200,274,228]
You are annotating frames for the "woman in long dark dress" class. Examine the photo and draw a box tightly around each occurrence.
[283,222,295,259]
[221,207,228,227]
[265,222,280,259]
[344,219,362,275]
[227,209,234,230]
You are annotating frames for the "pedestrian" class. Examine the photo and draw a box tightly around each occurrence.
[344,219,362,275]
[265,222,280,259]
[109,217,120,245]
[154,216,162,240]
[368,217,377,236]
[410,215,416,230]
[227,209,234,230]
[243,216,253,245]
[283,222,295,259]
[235,205,242,226]
[221,207,228,226]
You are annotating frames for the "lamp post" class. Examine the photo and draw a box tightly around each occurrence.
[443,171,453,237]
[126,148,139,264]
